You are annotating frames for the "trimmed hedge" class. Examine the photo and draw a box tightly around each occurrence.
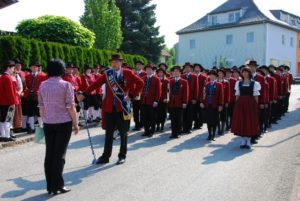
[0,36,147,71]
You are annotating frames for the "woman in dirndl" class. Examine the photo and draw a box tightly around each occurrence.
[231,67,261,149]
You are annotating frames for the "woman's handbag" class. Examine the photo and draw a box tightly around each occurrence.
[34,127,45,144]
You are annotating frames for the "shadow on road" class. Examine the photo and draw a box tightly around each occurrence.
[201,137,252,165]
[128,132,170,151]
[1,163,114,199]
[167,133,208,152]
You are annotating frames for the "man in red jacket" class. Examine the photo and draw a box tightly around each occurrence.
[132,60,146,131]
[248,60,266,144]
[169,66,188,139]
[225,68,237,131]
[156,68,169,132]
[140,65,161,137]
[78,54,144,165]
[24,62,48,134]
[0,61,18,142]
[283,65,293,113]
[194,64,207,130]
[181,62,198,134]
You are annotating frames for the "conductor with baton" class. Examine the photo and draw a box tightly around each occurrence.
[78,54,144,165]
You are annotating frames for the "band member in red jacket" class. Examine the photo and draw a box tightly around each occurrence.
[23,62,48,134]
[200,70,224,141]
[92,64,102,122]
[283,65,293,113]
[225,68,237,131]
[260,66,277,130]
[158,63,171,78]
[181,62,198,134]
[217,69,230,135]
[140,65,161,137]
[194,63,207,130]
[80,65,96,123]
[168,66,188,139]
[78,54,144,165]
[231,67,260,149]
[156,68,169,132]
[248,60,266,144]
[132,60,146,131]
[276,67,289,117]
[0,61,18,142]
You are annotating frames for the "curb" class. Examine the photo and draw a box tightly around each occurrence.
[0,136,35,150]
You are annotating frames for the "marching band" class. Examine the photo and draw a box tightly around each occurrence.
[0,56,294,153]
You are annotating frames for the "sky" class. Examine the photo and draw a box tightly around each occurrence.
[0,0,299,48]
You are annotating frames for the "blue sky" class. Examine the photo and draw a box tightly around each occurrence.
[0,0,299,48]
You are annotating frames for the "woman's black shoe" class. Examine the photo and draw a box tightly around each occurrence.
[53,187,71,195]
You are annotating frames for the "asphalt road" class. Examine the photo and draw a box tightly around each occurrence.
[1,85,300,201]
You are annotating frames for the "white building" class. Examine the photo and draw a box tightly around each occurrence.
[176,0,300,76]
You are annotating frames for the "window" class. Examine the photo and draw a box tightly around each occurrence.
[290,37,294,47]
[212,16,218,25]
[282,35,286,45]
[226,34,233,44]
[228,13,234,22]
[189,39,196,49]
[247,32,254,43]
[235,12,241,20]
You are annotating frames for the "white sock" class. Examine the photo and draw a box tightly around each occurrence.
[93,109,99,120]
[38,117,43,128]
[28,117,35,130]
[241,137,247,145]
[22,116,28,129]
[77,112,81,122]
[99,109,102,119]
[0,123,5,137]
[4,122,11,138]
[246,138,251,146]
[84,110,89,119]
[88,107,93,119]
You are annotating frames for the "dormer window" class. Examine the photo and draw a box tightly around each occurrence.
[228,13,234,22]
[212,16,218,25]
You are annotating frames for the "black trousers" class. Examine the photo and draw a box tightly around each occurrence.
[284,92,290,112]
[103,111,129,159]
[44,121,72,192]
[193,101,203,128]
[27,99,40,117]
[83,95,100,110]
[156,102,167,126]
[226,102,235,129]
[183,102,194,132]
[21,97,28,116]
[141,104,156,134]
[169,107,183,137]
[132,100,142,128]
[265,103,271,129]
[259,108,266,135]
[0,105,9,122]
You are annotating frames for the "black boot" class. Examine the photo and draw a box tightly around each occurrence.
[156,124,160,132]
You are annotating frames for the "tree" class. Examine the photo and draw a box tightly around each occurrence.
[16,15,95,48]
[166,47,176,67]
[80,0,123,51]
[116,0,165,63]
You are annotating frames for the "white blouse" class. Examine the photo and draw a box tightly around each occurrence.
[235,80,261,96]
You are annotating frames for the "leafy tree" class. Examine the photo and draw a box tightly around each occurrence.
[80,0,122,51]
[166,47,176,67]
[16,15,95,48]
[116,0,165,63]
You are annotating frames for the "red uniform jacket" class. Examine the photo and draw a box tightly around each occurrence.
[197,73,208,102]
[168,78,189,108]
[80,74,96,94]
[279,75,289,96]
[202,81,224,109]
[287,72,293,90]
[141,75,161,105]
[136,70,147,78]
[181,73,198,102]
[75,75,82,91]
[219,79,230,104]
[265,80,270,103]
[0,73,17,106]
[159,77,170,102]
[227,77,237,103]
[93,73,102,95]
[62,74,79,91]
[253,73,266,104]
[23,72,48,98]
[266,76,276,102]
[84,68,144,113]
[166,72,171,78]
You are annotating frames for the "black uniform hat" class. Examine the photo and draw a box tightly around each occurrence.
[208,70,218,76]
[66,62,74,68]
[171,66,182,72]
[6,60,15,67]
[145,64,156,71]
[194,63,204,71]
[183,62,193,69]
[217,69,226,76]
[158,63,168,68]
[247,60,259,67]
[134,60,144,65]
[256,69,266,76]
[31,61,41,67]
[156,68,166,75]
